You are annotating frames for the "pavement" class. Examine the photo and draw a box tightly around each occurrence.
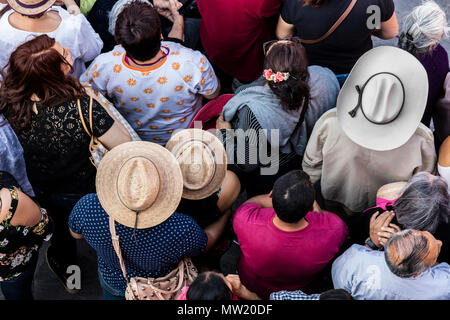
[1,0,449,300]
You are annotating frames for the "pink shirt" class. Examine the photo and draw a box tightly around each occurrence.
[233,202,348,299]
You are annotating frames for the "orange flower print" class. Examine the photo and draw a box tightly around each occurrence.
[179,116,187,123]
[135,120,143,127]
[112,51,122,56]
[85,71,89,77]
[200,78,206,86]
[176,100,184,105]
[172,62,180,70]
[200,67,205,73]
[153,137,162,141]
[171,51,180,55]
[92,71,100,78]
[174,85,183,92]
[93,64,98,71]
[200,57,206,65]
[166,129,174,134]
[157,77,168,85]
[130,97,140,102]
[184,75,192,83]
[144,88,153,94]
[205,89,213,94]
[148,118,153,121]
[192,105,196,111]
[114,87,123,93]
[141,71,151,76]
[137,131,145,136]
[146,103,155,108]
[210,71,213,79]
[162,109,171,113]
[119,101,126,106]
[163,117,173,121]
[160,97,169,103]
[113,65,122,73]
[127,78,137,86]
[133,108,142,112]
[149,125,159,129]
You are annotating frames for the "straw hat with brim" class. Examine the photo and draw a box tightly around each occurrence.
[96,141,183,229]
[7,0,56,16]
[377,182,408,201]
[166,129,227,200]
[337,46,428,151]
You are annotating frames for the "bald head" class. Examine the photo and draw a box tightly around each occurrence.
[384,229,442,278]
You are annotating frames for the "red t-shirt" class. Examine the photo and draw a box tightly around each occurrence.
[233,202,348,299]
[196,0,282,82]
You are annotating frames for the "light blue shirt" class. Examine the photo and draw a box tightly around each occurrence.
[332,244,450,300]
[0,115,34,196]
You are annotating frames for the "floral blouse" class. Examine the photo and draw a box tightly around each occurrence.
[0,174,54,281]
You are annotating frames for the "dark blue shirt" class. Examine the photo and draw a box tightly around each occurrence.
[69,193,207,293]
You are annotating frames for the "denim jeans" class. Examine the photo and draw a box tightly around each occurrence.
[0,253,38,300]
[98,270,125,300]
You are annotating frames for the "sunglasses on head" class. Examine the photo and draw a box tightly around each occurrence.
[263,37,302,55]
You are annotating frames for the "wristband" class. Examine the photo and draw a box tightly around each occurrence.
[365,237,380,250]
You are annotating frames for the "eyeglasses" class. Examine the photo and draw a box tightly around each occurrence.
[263,37,302,55]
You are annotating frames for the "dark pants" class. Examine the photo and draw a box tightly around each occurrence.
[0,253,38,300]
[98,270,125,300]
[34,190,84,266]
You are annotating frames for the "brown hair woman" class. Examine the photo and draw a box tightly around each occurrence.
[0,34,131,294]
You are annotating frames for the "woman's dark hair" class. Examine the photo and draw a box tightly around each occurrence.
[302,0,328,8]
[186,272,233,300]
[319,289,354,300]
[0,34,86,130]
[114,1,161,61]
[264,39,310,125]
[272,170,315,223]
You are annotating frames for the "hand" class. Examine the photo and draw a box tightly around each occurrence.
[378,223,402,247]
[67,4,81,15]
[216,115,232,130]
[369,210,398,248]
[225,274,261,300]
[154,0,183,23]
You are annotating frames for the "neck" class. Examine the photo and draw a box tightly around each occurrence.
[273,215,308,232]
[127,49,164,69]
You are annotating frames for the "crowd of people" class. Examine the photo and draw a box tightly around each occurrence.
[0,0,449,300]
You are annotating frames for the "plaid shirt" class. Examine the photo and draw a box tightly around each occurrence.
[270,290,321,300]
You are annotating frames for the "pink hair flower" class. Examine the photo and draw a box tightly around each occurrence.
[263,69,273,80]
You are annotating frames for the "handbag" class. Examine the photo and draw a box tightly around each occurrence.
[109,217,198,300]
[300,0,357,44]
[77,89,141,167]
[77,97,107,168]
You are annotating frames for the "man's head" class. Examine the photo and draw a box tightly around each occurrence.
[114,0,161,61]
[384,229,442,278]
[272,170,315,223]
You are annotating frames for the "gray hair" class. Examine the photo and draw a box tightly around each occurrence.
[398,0,449,55]
[384,229,431,278]
[108,0,152,36]
[393,172,449,233]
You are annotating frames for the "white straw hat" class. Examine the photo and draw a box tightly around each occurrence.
[337,46,428,151]
[166,129,227,200]
[96,141,183,229]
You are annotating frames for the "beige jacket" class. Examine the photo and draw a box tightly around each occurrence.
[302,109,437,213]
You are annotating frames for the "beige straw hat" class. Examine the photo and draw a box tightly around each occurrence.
[96,141,183,229]
[377,181,408,201]
[6,0,56,16]
[166,129,227,200]
[337,46,428,151]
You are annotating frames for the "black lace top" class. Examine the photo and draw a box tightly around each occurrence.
[0,172,54,280]
[12,97,114,194]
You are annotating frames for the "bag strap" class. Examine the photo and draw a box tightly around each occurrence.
[109,217,129,282]
[88,95,94,136]
[77,98,93,138]
[300,0,357,44]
